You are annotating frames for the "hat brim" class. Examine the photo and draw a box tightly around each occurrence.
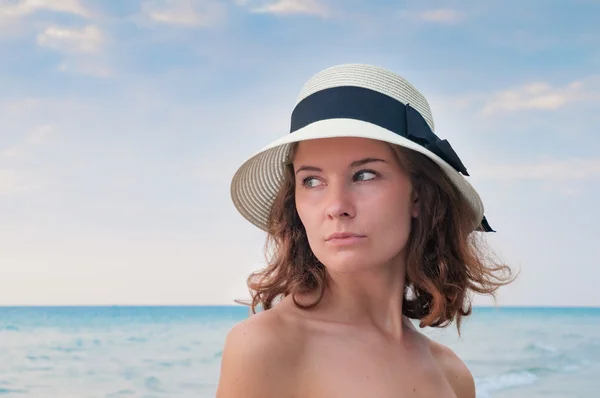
[230,118,484,232]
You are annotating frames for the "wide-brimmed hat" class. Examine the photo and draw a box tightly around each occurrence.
[230,63,493,233]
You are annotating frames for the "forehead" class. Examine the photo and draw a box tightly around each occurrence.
[292,137,394,162]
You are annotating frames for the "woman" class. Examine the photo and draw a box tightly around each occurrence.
[217,64,514,397]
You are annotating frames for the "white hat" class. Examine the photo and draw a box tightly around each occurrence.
[230,64,493,233]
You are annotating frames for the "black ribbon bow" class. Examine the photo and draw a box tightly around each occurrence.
[404,104,469,176]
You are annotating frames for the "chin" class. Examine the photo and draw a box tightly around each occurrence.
[315,251,383,274]
[312,243,405,275]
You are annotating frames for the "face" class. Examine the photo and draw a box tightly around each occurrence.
[293,137,419,274]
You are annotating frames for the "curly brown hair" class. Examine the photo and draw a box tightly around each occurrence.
[240,141,516,333]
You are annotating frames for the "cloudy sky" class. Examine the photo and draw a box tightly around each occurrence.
[1,0,598,306]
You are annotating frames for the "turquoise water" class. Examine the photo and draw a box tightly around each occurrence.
[0,306,598,397]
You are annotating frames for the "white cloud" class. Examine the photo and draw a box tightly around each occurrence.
[35,25,112,76]
[27,124,53,145]
[37,24,103,54]
[430,75,600,119]
[476,158,600,181]
[0,0,89,37]
[481,79,600,116]
[0,0,90,19]
[1,124,54,162]
[142,0,227,27]
[397,7,466,26]
[244,0,328,17]
[418,8,464,23]
[0,169,36,196]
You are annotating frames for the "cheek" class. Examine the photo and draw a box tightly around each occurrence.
[381,213,412,253]
[376,208,411,244]
[366,189,414,249]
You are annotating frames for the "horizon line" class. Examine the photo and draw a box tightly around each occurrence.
[0,304,598,309]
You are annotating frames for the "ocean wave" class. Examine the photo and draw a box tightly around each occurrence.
[475,355,587,397]
[105,389,136,397]
[0,387,28,395]
[0,306,597,398]
[0,325,19,332]
[525,341,559,355]
[144,376,166,392]
[475,371,538,397]
[153,359,193,369]
[0,380,28,395]
[26,355,51,361]
[561,364,580,372]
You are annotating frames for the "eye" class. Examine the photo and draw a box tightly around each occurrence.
[301,176,323,188]
[354,169,378,182]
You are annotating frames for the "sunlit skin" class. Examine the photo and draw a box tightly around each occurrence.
[216,137,476,398]
[294,137,419,276]
[292,136,420,337]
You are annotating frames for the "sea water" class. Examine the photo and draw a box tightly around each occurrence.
[0,306,598,397]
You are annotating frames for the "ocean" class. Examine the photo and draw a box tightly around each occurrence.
[0,306,598,397]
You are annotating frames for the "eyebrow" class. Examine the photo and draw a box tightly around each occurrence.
[295,157,387,175]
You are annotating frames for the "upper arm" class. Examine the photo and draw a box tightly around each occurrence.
[215,312,297,398]
[430,341,476,398]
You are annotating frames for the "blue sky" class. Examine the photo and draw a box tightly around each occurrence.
[0,0,598,306]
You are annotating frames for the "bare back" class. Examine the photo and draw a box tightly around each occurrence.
[216,296,475,398]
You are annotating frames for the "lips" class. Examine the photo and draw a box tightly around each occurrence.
[325,232,366,241]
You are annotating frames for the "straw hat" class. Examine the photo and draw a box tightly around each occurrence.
[230,64,493,233]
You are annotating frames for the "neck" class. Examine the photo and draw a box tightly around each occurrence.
[312,257,409,340]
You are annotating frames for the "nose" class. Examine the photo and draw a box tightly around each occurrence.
[325,180,355,220]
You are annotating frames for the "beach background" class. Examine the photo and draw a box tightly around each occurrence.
[1,1,599,397]
[1,305,599,397]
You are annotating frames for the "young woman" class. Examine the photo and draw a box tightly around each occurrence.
[217,64,514,397]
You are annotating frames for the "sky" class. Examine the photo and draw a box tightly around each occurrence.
[0,0,598,307]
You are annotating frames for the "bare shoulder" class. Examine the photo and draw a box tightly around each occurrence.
[429,339,476,398]
[215,306,304,398]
